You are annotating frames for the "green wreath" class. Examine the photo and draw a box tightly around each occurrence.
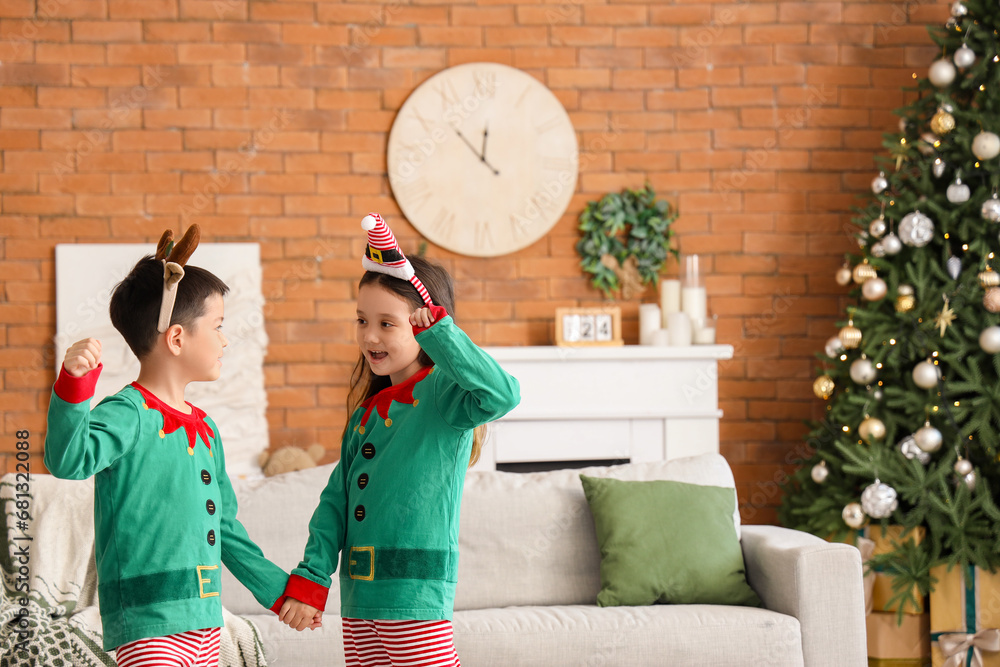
[575,183,678,298]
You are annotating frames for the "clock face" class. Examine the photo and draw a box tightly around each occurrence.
[387,63,579,258]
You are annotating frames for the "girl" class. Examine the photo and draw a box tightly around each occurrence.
[278,214,520,666]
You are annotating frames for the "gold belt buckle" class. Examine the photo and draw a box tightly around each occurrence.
[369,248,383,264]
[349,546,374,581]
[196,564,219,598]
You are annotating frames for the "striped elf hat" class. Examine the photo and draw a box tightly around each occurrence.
[361,213,434,307]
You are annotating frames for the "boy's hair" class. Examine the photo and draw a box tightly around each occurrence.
[109,256,229,359]
[345,255,486,467]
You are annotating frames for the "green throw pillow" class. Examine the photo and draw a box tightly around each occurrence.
[579,474,761,608]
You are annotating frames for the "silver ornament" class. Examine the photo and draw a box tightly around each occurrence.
[881,233,903,255]
[871,242,886,258]
[842,502,866,529]
[973,131,1000,160]
[933,158,947,178]
[981,195,1000,222]
[859,416,887,443]
[963,470,977,490]
[947,176,971,204]
[850,357,877,384]
[979,325,1000,353]
[947,255,962,280]
[835,266,852,286]
[825,335,845,358]
[811,461,829,484]
[862,277,888,300]
[954,44,976,69]
[871,172,889,194]
[954,457,973,476]
[869,217,887,238]
[951,0,968,17]
[899,210,935,247]
[929,59,957,87]
[857,230,869,248]
[915,422,944,453]
[899,435,931,464]
[912,360,940,389]
[861,480,898,519]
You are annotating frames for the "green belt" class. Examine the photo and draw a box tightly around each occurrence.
[341,547,454,582]
[99,564,221,608]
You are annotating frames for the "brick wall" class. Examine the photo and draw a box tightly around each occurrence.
[0,0,947,524]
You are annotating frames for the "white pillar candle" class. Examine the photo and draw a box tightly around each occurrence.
[693,327,716,345]
[666,312,692,346]
[660,279,681,325]
[639,303,661,345]
[681,285,707,329]
[652,328,670,346]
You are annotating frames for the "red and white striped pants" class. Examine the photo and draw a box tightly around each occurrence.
[115,627,222,667]
[342,617,461,667]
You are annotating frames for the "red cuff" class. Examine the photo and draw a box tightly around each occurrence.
[275,573,330,613]
[412,305,449,336]
[53,363,103,404]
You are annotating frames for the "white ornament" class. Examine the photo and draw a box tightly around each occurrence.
[835,266,852,286]
[954,44,976,69]
[912,360,940,388]
[947,176,971,204]
[862,277,888,300]
[954,458,973,476]
[869,217,887,238]
[933,158,947,178]
[842,502,867,529]
[980,326,1000,353]
[825,335,844,358]
[899,210,935,247]
[947,256,962,280]
[881,233,903,255]
[973,132,1000,160]
[871,172,889,194]
[861,480,898,519]
[962,470,977,490]
[899,435,931,464]
[850,358,877,384]
[951,0,968,16]
[929,59,957,87]
[871,242,886,258]
[982,195,1000,222]
[859,416,887,443]
[811,461,829,484]
[915,422,943,453]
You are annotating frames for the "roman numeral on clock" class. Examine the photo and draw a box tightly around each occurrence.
[394,177,432,212]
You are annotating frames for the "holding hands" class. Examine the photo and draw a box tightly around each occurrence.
[64,338,102,377]
[279,598,323,632]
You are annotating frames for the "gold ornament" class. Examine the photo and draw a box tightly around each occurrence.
[858,416,887,443]
[935,296,957,337]
[813,375,835,400]
[980,268,1000,289]
[896,284,915,312]
[839,319,862,349]
[930,108,956,135]
[835,265,852,286]
[985,287,1000,313]
[852,261,877,284]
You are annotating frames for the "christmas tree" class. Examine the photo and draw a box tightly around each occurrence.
[779,0,1000,608]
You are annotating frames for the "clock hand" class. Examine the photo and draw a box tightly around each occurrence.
[481,124,488,158]
[453,127,500,176]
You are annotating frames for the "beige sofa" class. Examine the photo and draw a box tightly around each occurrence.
[224,453,867,666]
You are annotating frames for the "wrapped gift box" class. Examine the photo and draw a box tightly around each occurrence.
[930,565,1000,667]
[868,526,927,615]
[867,611,930,661]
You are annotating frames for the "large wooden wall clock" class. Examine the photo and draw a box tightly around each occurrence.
[387,63,579,258]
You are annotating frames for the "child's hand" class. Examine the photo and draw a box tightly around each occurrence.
[279,598,321,632]
[410,307,437,329]
[64,338,102,377]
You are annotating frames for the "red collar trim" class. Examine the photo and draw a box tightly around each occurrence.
[360,365,433,427]
[130,382,215,454]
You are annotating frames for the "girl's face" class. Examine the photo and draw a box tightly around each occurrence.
[356,283,424,386]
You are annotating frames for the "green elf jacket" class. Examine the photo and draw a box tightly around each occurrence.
[282,311,520,620]
[44,367,289,650]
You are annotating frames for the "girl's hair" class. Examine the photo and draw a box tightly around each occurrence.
[344,255,485,467]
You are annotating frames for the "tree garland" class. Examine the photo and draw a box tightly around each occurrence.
[575,183,678,298]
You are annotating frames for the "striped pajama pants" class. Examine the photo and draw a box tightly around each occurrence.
[115,627,221,667]
[342,617,461,667]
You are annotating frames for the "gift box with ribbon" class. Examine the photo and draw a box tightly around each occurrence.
[869,526,927,615]
[867,610,931,663]
[930,565,1000,667]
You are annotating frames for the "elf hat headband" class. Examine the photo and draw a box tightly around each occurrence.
[361,213,434,307]
[153,224,202,333]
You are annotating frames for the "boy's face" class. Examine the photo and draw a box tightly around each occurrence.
[182,293,228,382]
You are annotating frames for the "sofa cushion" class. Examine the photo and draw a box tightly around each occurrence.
[454,453,740,611]
[245,604,803,667]
[580,475,761,607]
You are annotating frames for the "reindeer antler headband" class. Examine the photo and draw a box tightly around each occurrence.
[153,224,201,333]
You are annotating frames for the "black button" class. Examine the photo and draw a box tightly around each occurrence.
[206,499,216,515]
[361,443,375,459]
[207,530,216,546]
[354,505,365,521]
[200,469,211,485]
[358,474,369,489]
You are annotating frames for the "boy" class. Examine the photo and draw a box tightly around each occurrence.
[44,227,314,665]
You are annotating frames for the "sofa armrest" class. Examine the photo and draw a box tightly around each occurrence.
[741,525,866,667]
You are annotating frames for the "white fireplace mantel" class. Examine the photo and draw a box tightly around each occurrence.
[475,344,734,471]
